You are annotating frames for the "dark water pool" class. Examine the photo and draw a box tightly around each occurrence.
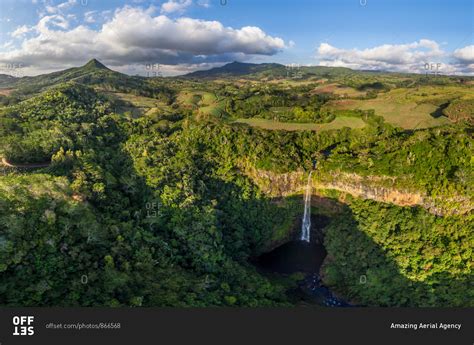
[256,240,326,274]
[255,215,352,307]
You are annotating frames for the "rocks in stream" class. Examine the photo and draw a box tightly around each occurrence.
[301,273,351,307]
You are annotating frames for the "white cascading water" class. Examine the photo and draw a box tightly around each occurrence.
[300,171,312,242]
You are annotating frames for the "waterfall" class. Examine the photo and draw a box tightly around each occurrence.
[301,171,312,242]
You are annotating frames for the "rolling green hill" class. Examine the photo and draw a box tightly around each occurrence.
[0,59,472,308]
[0,74,18,87]
[183,61,286,78]
[183,61,361,80]
[0,59,175,102]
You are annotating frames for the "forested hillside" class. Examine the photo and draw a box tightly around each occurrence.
[0,60,472,307]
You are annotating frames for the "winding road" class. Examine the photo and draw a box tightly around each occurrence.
[1,157,51,169]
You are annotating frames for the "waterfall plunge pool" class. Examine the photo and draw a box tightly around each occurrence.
[254,214,352,307]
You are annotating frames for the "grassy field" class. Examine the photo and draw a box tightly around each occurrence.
[177,90,226,118]
[323,85,473,129]
[234,116,366,131]
[311,83,367,97]
[0,88,14,96]
[104,92,172,117]
[177,90,214,106]
[443,98,474,122]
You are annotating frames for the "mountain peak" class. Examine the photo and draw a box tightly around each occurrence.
[83,59,108,70]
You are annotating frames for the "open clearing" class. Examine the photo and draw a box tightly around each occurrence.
[0,88,14,96]
[322,85,473,129]
[311,83,366,97]
[234,116,366,131]
[177,90,226,117]
[103,92,172,117]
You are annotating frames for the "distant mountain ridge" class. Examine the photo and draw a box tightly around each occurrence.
[183,61,357,79]
[183,61,286,78]
[1,59,472,86]
[14,58,118,86]
[0,59,176,101]
[0,74,19,88]
[0,59,134,96]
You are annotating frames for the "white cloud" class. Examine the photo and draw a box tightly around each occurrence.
[45,5,57,14]
[37,15,70,31]
[40,0,77,18]
[197,0,211,8]
[453,45,474,64]
[451,45,474,75]
[84,11,97,24]
[11,25,34,38]
[1,41,14,50]
[316,40,449,73]
[57,0,77,11]
[46,0,77,14]
[316,40,474,75]
[0,6,285,75]
[161,0,192,14]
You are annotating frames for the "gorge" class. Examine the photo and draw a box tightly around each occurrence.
[255,169,352,307]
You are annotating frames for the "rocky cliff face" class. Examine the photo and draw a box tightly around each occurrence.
[316,172,472,216]
[242,164,306,197]
[241,164,472,217]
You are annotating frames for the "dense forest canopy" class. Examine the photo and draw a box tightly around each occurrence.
[0,60,472,307]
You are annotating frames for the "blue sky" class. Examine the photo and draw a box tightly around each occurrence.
[0,0,472,75]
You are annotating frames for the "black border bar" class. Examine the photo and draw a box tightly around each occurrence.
[0,307,472,345]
